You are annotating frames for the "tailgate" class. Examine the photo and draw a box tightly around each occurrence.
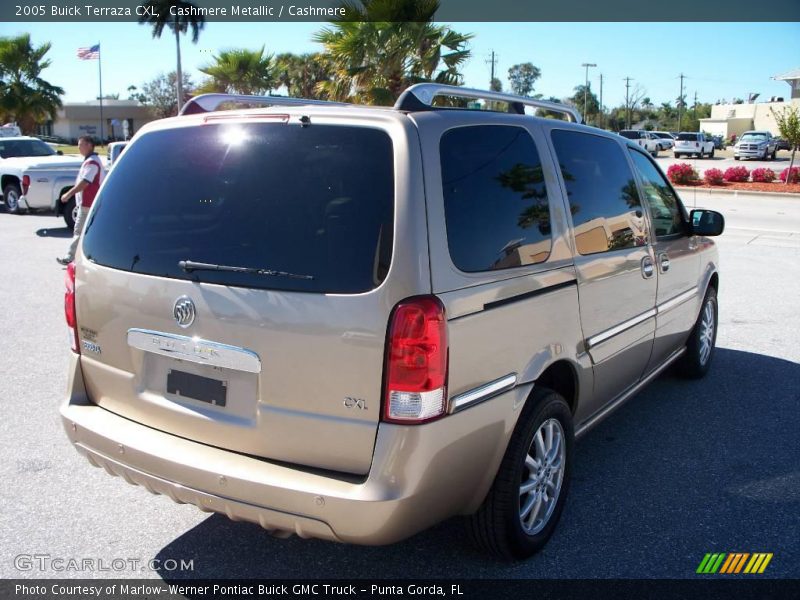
[75,264,389,474]
[74,116,420,475]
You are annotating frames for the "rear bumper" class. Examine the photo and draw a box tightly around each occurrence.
[61,354,528,545]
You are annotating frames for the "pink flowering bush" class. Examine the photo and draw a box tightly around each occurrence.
[667,163,698,185]
[723,166,750,183]
[750,168,776,183]
[779,167,800,183]
[703,168,724,185]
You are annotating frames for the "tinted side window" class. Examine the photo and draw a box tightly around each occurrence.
[629,150,686,237]
[440,125,552,272]
[551,130,645,255]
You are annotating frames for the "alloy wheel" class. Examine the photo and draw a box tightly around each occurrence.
[698,299,715,366]
[519,418,566,535]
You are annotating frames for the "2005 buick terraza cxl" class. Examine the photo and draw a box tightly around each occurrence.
[61,84,724,559]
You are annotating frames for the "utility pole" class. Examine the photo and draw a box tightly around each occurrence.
[581,62,597,124]
[599,73,604,129]
[624,77,632,129]
[486,50,498,89]
[678,73,686,132]
[693,91,699,128]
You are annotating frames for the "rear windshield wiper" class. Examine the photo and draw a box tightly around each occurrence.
[178,260,314,280]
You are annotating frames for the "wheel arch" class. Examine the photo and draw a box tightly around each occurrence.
[532,359,579,416]
[1,174,21,196]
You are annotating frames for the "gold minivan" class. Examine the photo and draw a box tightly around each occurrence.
[61,85,724,559]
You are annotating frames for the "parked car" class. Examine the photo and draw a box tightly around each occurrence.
[674,132,715,158]
[774,138,792,151]
[710,135,725,150]
[734,131,778,161]
[60,85,724,560]
[618,130,660,156]
[651,131,675,151]
[107,141,128,168]
[1,137,83,215]
[18,162,82,228]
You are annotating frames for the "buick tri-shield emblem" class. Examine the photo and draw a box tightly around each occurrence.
[173,296,196,328]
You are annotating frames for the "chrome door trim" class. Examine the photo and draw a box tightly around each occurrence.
[585,308,657,350]
[657,287,698,316]
[575,347,686,438]
[448,373,518,414]
[127,329,262,374]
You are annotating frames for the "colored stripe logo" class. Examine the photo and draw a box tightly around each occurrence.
[697,553,773,574]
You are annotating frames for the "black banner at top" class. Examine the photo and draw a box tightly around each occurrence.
[3,0,800,22]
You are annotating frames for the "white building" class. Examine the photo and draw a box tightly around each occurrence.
[37,100,156,143]
[699,68,800,139]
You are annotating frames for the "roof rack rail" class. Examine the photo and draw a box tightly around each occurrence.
[179,93,349,116]
[394,84,582,123]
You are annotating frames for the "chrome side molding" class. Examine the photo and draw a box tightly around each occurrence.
[127,329,261,374]
[586,308,657,350]
[657,287,698,315]
[448,373,518,414]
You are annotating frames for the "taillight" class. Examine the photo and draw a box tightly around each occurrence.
[383,296,448,424]
[22,175,30,195]
[65,262,80,353]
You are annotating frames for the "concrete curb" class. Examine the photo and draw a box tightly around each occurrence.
[673,186,800,199]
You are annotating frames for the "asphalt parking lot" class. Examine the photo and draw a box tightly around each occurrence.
[0,197,797,580]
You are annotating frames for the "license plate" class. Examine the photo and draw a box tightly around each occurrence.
[167,370,227,406]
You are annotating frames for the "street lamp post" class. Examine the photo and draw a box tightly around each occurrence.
[581,62,597,124]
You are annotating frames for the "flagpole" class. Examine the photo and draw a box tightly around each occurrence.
[97,42,104,145]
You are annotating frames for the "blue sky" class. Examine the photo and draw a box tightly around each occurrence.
[2,21,799,107]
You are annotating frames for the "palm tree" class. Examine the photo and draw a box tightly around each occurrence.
[275,53,333,99]
[0,34,63,134]
[197,47,276,95]
[138,0,205,113]
[313,0,472,105]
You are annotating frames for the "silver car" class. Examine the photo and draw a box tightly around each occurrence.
[61,85,724,559]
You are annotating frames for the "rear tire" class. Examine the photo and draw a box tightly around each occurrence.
[676,287,718,379]
[63,197,77,230]
[466,387,573,560]
[3,183,21,214]
[709,147,715,158]
[674,153,681,159]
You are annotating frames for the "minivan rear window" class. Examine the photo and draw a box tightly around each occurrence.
[677,133,698,141]
[82,122,394,294]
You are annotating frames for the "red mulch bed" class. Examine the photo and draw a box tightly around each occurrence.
[675,180,800,194]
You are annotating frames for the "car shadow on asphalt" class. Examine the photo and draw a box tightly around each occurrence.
[155,348,800,579]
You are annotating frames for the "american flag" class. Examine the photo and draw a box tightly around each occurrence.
[77,44,100,60]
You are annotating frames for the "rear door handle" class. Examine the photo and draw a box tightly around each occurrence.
[641,256,655,279]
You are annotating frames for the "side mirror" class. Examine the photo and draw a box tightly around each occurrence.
[690,209,725,236]
[57,150,63,155]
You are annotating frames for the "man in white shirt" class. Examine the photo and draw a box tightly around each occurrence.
[57,136,105,265]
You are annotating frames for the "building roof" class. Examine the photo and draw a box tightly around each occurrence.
[773,68,800,82]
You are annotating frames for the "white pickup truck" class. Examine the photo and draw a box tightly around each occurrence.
[0,136,83,227]
[674,132,715,158]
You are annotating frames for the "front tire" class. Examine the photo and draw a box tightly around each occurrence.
[676,287,718,379]
[3,183,21,214]
[466,388,573,559]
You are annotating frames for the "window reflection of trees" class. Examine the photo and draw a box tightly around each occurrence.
[441,127,554,272]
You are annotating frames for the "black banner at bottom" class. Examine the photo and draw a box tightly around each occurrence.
[3,579,800,600]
